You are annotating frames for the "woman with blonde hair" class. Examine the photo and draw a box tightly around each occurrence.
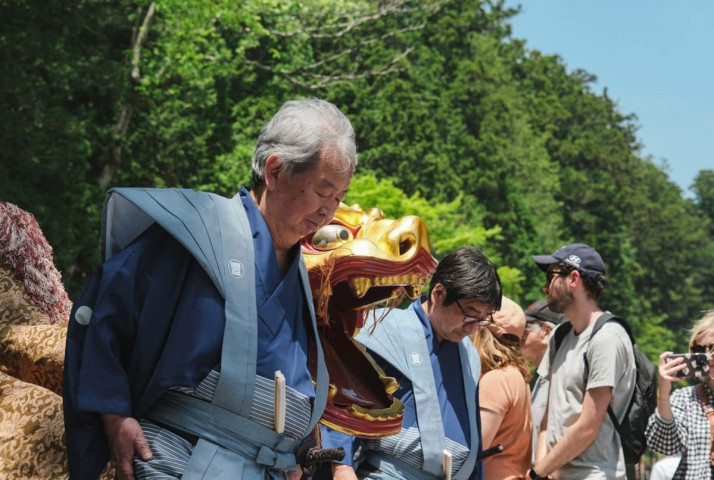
[472,296,532,479]
[646,311,714,479]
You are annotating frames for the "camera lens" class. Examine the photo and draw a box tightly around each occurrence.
[697,356,708,366]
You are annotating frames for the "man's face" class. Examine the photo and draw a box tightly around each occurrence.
[429,285,495,343]
[543,267,574,313]
[521,322,550,365]
[266,150,352,249]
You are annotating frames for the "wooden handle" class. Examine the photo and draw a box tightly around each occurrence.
[274,370,286,434]
[443,449,452,480]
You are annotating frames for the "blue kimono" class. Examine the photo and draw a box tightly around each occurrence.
[320,300,484,480]
[64,187,327,479]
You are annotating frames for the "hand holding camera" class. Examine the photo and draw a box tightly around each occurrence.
[664,353,711,379]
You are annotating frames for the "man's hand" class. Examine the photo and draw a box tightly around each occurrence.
[287,465,303,480]
[534,386,612,478]
[332,463,359,480]
[102,414,153,480]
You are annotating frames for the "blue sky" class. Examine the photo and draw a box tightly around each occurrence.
[504,0,713,196]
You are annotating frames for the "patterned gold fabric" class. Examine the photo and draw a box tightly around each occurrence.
[0,262,67,395]
[0,324,67,396]
[0,371,68,479]
[0,263,116,478]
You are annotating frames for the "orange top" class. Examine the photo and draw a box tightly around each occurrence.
[480,365,532,479]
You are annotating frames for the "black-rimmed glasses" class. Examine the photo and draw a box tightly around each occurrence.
[455,299,494,327]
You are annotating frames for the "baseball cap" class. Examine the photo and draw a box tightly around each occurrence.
[525,300,566,326]
[532,243,605,279]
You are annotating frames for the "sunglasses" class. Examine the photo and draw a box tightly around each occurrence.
[486,324,521,345]
[545,270,569,283]
[499,333,522,345]
[691,344,714,354]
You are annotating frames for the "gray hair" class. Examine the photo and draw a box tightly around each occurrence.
[251,98,358,188]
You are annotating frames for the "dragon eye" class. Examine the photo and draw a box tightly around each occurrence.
[312,225,354,251]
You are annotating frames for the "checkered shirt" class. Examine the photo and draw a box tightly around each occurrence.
[645,384,714,480]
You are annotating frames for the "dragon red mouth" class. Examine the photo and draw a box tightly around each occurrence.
[302,204,437,437]
[311,248,437,437]
[310,248,436,330]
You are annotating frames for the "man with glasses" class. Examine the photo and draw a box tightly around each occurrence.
[528,244,635,480]
[318,247,502,480]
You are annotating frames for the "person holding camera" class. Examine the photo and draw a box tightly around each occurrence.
[646,311,714,479]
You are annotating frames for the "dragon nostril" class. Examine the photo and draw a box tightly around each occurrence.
[399,239,412,256]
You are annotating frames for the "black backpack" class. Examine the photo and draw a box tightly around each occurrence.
[553,312,657,465]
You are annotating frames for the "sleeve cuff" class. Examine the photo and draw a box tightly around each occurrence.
[654,411,676,425]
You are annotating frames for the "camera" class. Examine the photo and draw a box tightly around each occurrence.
[666,353,710,378]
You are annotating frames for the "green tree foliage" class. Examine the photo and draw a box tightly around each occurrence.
[694,170,714,225]
[1,0,711,358]
[345,174,522,295]
[0,0,137,285]
[691,170,714,316]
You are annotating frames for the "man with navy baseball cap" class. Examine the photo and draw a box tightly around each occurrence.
[532,243,606,280]
[527,243,635,480]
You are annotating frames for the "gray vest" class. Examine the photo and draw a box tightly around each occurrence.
[354,305,481,480]
[103,188,329,479]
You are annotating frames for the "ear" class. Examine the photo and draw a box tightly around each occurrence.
[431,283,446,304]
[566,269,580,290]
[264,154,282,191]
[540,322,554,341]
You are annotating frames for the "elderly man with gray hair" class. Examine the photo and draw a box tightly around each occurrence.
[64,98,358,480]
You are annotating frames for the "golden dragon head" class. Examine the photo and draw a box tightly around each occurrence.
[302,203,437,437]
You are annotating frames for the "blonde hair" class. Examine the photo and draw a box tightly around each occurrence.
[689,311,714,351]
[472,327,532,382]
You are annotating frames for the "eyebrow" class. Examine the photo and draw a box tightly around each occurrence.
[318,178,349,196]
[318,178,336,189]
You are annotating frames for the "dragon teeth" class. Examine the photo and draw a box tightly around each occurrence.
[349,276,427,299]
[405,285,420,299]
[349,278,372,299]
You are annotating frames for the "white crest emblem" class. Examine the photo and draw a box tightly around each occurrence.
[566,255,581,267]
[228,259,245,278]
[410,352,422,365]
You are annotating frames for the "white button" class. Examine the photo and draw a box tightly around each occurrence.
[75,305,93,326]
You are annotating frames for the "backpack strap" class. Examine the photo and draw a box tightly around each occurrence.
[695,384,714,466]
[583,312,632,432]
[553,321,573,353]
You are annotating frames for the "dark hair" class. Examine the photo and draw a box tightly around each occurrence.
[429,247,502,310]
[553,262,607,300]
